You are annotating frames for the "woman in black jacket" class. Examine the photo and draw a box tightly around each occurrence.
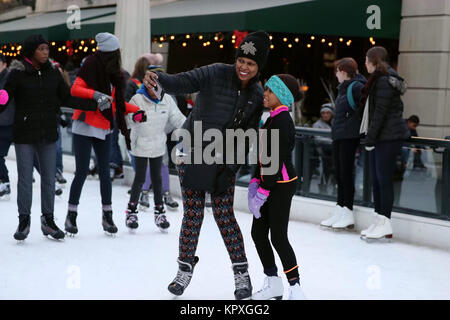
[0,34,97,242]
[144,31,270,300]
[360,46,410,241]
[320,58,366,230]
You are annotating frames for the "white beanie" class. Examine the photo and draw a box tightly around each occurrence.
[95,32,120,52]
[320,103,335,115]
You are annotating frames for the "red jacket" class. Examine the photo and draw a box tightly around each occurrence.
[71,77,139,130]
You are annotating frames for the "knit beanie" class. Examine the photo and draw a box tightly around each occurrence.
[95,32,120,52]
[23,34,48,59]
[235,31,270,70]
[265,74,301,106]
[320,103,335,115]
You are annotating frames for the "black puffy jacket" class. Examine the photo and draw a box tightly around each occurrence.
[1,59,97,144]
[157,63,264,191]
[365,67,410,146]
[332,73,366,141]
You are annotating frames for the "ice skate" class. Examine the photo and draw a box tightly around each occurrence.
[168,256,199,296]
[64,210,78,237]
[87,166,98,180]
[251,276,283,300]
[164,191,179,210]
[320,205,343,229]
[232,262,252,300]
[55,185,63,197]
[139,191,150,211]
[288,283,307,300]
[14,215,31,242]
[360,213,379,240]
[55,170,67,186]
[41,214,65,241]
[364,215,393,243]
[0,180,11,201]
[126,202,139,231]
[154,205,169,232]
[102,210,118,236]
[331,207,355,231]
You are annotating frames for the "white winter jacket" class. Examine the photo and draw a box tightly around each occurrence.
[127,93,186,158]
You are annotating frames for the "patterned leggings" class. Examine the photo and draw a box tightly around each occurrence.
[177,162,248,265]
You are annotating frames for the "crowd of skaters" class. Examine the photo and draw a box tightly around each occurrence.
[0,29,411,301]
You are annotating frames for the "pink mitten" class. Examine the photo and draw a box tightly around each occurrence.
[0,90,9,106]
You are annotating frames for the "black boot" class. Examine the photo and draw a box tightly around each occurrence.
[65,210,78,236]
[126,202,139,229]
[102,210,118,235]
[41,214,65,240]
[232,262,252,300]
[168,256,199,296]
[14,215,31,241]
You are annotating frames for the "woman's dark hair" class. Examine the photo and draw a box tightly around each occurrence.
[408,115,420,124]
[366,46,389,75]
[131,57,151,82]
[99,49,122,75]
[278,74,302,102]
[334,57,358,78]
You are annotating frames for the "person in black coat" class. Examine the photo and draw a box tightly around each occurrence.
[359,46,410,241]
[0,34,97,242]
[320,58,366,230]
[144,31,270,300]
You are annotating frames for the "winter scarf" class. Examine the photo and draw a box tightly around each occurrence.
[77,52,131,149]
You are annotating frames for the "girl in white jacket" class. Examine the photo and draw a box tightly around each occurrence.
[126,83,186,232]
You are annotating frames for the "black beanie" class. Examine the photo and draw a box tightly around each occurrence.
[235,31,270,70]
[23,34,48,59]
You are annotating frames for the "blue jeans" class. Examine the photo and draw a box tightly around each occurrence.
[0,125,13,182]
[15,142,56,216]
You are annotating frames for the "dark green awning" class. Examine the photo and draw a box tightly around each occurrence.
[0,0,401,43]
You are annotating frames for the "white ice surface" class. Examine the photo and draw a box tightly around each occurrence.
[1,159,450,300]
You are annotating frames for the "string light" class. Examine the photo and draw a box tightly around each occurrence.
[270,44,275,49]
[307,44,312,48]
[339,38,344,42]
[328,42,333,47]
[321,38,326,43]
[283,37,288,42]
[182,42,187,47]
[170,35,175,40]
[159,36,165,42]
[269,35,273,40]
[311,36,315,40]
[219,44,224,49]
[288,44,293,48]
[199,35,203,40]
[186,34,190,39]
[295,38,299,43]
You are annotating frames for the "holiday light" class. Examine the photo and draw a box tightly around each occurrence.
[307,44,311,48]
[311,36,315,40]
[295,38,299,43]
[182,42,187,47]
[199,35,203,40]
[170,35,175,40]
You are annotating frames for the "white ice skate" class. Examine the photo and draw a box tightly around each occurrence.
[320,205,343,229]
[360,212,379,239]
[288,283,307,300]
[364,215,393,243]
[331,207,355,231]
[252,276,284,300]
[0,181,11,201]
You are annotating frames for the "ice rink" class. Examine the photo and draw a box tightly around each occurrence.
[1,159,450,300]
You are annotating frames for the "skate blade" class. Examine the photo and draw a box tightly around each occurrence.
[44,235,65,242]
[104,231,117,237]
[158,227,169,234]
[364,235,393,243]
[16,240,26,245]
[128,228,138,234]
[65,232,77,238]
[319,224,333,230]
[139,206,149,212]
[331,225,355,232]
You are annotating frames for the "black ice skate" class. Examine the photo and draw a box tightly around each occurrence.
[232,262,253,300]
[41,214,65,241]
[0,180,11,201]
[154,205,169,232]
[168,256,199,296]
[139,190,150,211]
[55,170,67,185]
[163,191,179,210]
[102,210,118,236]
[126,202,139,230]
[14,215,31,242]
[65,210,78,236]
[55,185,63,196]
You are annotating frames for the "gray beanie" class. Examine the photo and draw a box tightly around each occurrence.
[95,32,120,52]
[320,103,335,115]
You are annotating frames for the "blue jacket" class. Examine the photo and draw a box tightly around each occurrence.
[332,73,366,141]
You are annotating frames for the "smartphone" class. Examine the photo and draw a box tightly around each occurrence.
[150,79,165,101]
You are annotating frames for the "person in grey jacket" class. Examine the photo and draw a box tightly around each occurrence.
[125,80,186,232]
[0,54,14,200]
[144,31,270,300]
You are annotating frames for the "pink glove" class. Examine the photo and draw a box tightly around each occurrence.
[0,90,9,106]
[132,110,147,123]
[249,187,270,219]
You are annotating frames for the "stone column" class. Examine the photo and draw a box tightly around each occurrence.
[114,0,150,73]
[398,0,450,138]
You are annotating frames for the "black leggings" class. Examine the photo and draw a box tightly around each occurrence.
[251,181,299,281]
[69,133,111,206]
[130,156,163,206]
[369,140,402,219]
[332,138,360,210]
